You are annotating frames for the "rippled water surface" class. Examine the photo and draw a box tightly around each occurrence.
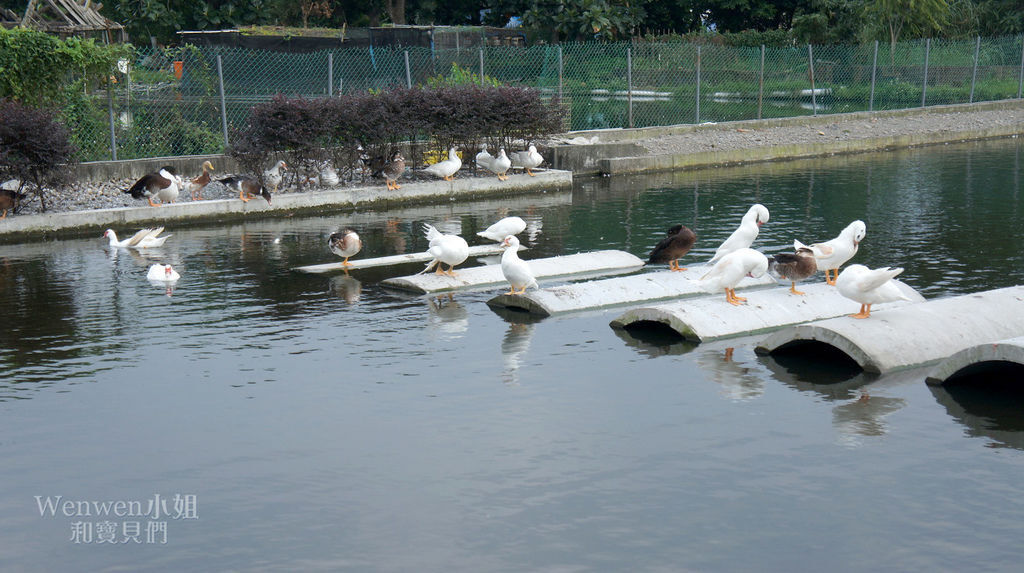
[3,139,1024,571]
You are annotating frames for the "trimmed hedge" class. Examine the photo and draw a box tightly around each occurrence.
[228,85,564,187]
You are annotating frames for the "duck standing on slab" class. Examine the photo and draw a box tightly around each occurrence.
[767,245,817,295]
[422,147,462,181]
[103,227,172,249]
[375,152,405,190]
[186,161,215,200]
[421,223,469,276]
[510,145,543,176]
[698,247,770,305]
[477,147,512,181]
[795,220,867,286]
[477,216,527,243]
[328,228,362,267]
[0,189,26,219]
[218,175,272,204]
[264,160,287,193]
[707,204,770,264]
[500,235,537,294]
[124,166,181,207]
[647,224,697,271]
[836,264,911,318]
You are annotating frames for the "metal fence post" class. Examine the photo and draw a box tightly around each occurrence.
[558,45,563,101]
[216,55,229,149]
[1018,35,1024,99]
[970,36,980,103]
[404,50,412,88]
[479,47,485,85]
[758,44,764,120]
[695,45,701,124]
[808,44,817,116]
[921,38,931,107]
[107,78,117,161]
[870,40,878,111]
[328,52,334,96]
[627,47,634,129]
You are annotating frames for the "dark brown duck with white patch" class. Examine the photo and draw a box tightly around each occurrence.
[768,246,817,295]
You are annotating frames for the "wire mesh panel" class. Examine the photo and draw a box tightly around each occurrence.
[698,44,766,123]
[561,42,629,131]
[973,36,1024,102]
[629,43,695,128]
[873,39,928,111]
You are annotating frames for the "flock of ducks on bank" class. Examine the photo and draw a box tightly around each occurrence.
[103,198,904,319]
[116,145,543,211]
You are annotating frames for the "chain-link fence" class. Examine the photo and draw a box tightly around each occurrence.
[72,36,1024,162]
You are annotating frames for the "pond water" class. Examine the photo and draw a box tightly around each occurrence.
[3,138,1024,571]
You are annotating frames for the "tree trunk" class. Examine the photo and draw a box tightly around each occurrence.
[385,0,406,25]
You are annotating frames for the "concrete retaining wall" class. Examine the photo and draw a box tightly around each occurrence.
[755,286,1024,374]
[0,170,572,243]
[925,335,1024,385]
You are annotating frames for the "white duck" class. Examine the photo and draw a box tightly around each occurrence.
[421,223,469,276]
[422,147,462,181]
[795,220,867,285]
[836,264,911,319]
[264,160,287,193]
[103,227,172,249]
[146,263,180,282]
[319,163,340,187]
[698,247,770,305]
[500,235,537,294]
[478,216,527,243]
[707,204,770,264]
[510,145,544,176]
[477,148,512,180]
[328,228,361,267]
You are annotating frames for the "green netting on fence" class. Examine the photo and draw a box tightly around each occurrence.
[68,36,1024,162]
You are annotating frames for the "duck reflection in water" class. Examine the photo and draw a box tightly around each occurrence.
[501,320,537,386]
[833,394,906,447]
[696,343,765,401]
[328,273,361,304]
[426,293,468,339]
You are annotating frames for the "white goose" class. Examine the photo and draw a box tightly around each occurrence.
[421,223,469,276]
[478,216,527,243]
[698,247,770,305]
[707,204,770,264]
[510,145,543,176]
[795,220,867,285]
[103,227,172,249]
[836,264,911,319]
[500,235,537,294]
[146,263,180,282]
[422,147,462,181]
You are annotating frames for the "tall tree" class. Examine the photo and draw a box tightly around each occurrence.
[862,0,950,50]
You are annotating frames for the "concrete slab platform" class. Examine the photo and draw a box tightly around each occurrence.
[382,250,645,294]
[295,244,509,273]
[0,169,572,243]
[609,280,924,342]
[487,265,776,316]
[925,335,1024,385]
[755,286,1024,375]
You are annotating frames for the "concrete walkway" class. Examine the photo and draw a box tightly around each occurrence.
[925,335,1024,385]
[755,286,1024,374]
[609,280,924,342]
[0,170,571,242]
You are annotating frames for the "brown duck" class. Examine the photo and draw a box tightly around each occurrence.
[0,188,26,219]
[768,246,817,295]
[375,152,405,190]
[218,175,272,204]
[647,224,697,271]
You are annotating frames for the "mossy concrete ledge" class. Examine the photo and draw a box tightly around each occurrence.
[755,286,1024,375]
[0,169,571,242]
[925,335,1024,385]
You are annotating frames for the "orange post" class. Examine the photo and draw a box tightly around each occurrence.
[173,60,183,80]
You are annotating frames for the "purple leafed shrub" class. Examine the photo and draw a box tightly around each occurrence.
[0,99,77,212]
